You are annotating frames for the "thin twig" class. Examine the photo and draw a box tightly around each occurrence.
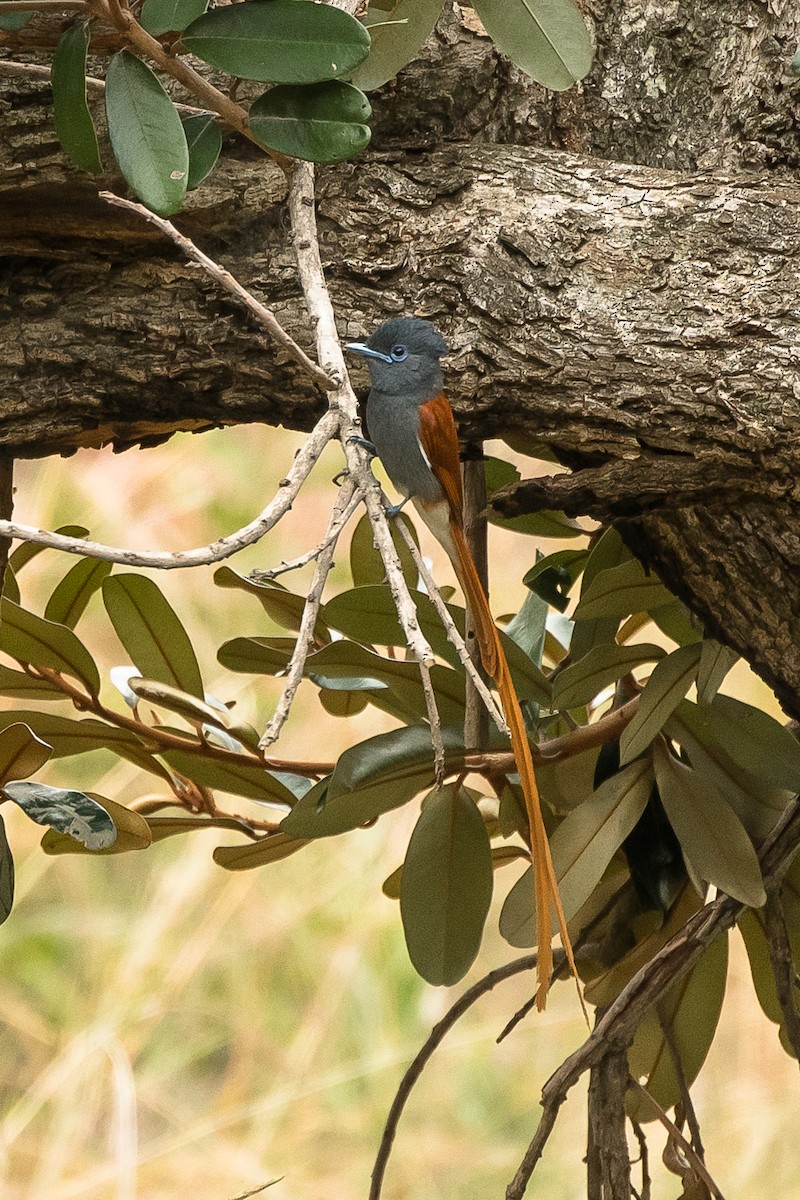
[100,192,332,390]
[392,516,508,735]
[628,1080,726,1200]
[250,487,363,581]
[0,0,85,9]
[465,696,641,774]
[0,410,339,566]
[0,58,208,112]
[657,1002,706,1157]
[0,456,13,600]
[370,954,539,1200]
[630,1119,651,1200]
[259,476,357,748]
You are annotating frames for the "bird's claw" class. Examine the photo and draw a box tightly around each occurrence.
[348,435,377,456]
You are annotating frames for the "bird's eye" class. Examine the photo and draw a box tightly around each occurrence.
[390,344,409,361]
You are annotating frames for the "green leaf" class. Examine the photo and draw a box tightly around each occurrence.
[349,0,443,90]
[105,50,188,217]
[695,694,800,795]
[40,794,152,855]
[502,587,548,668]
[523,548,589,611]
[214,567,330,641]
[0,709,170,780]
[666,700,790,841]
[0,815,13,926]
[161,749,297,807]
[182,0,371,83]
[400,783,493,985]
[0,723,52,783]
[213,832,309,870]
[323,586,552,706]
[250,80,371,162]
[3,781,117,849]
[619,642,702,764]
[570,528,633,660]
[182,113,222,188]
[44,557,112,628]
[0,596,101,696]
[349,510,419,589]
[2,567,20,605]
[140,0,208,36]
[319,688,369,717]
[0,665,67,702]
[144,814,255,842]
[553,643,665,712]
[696,639,738,705]
[51,23,103,173]
[217,635,295,675]
[652,739,766,908]
[8,526,89,575]
[471,0,593,90]
[649,599,702,647]
[0,0,31,32]
[627,932,728,1122]
[127,677,255,744]
[103,573,203,697]
[500,758,652,947]
[574,558,675,623]
[281,726,466,838]
[739,909,786,1028]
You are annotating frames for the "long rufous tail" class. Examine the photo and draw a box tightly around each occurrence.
[449,521,576,1009]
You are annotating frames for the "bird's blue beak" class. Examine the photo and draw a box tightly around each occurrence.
[345,341,393,365]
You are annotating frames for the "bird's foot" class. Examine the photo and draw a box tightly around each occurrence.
[348,435,377,457]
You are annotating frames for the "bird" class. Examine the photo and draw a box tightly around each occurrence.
[346,316,574,1008]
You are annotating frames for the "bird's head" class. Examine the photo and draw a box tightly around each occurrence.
[346,317,448,397]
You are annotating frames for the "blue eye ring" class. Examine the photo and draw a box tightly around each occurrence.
[390,344,409,362]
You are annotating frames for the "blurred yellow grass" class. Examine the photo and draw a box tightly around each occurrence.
[0,426,797,1199]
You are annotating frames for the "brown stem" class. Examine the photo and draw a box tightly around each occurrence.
[587,1042,631,1200]
[0,456,12,599]
[764,887,800,1062]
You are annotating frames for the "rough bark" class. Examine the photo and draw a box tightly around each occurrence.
[1,3,799,716]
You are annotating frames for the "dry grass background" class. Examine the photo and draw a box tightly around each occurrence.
[0,423,797,1200]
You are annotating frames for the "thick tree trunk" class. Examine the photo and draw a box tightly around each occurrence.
[1,3,799,713]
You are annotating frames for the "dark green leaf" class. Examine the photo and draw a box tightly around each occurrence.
[51,23,102,173]
[213,832,309,870]
[0,665,67,702]
[40,794,152,855]
[627,932,728,1122]
[182,0,371,83]
[8,526,89,575]
[161,749,297,807]
[696,694,800,794]
[217,635,295,675]
[0,1,31,32]
[739,909,785,1027]
[553,643,665,712]
[349,510,419,589]
[471,0,593,91]
[2,567,20,605]
[666,700,790,841]
[0,596,101,695]
[141,0,208,36]
[619,642,702,765]
[214,566,330,641]
[696,639,738,705]
[349,0,443,90]
[105,50,188,217]
[322,586,552,706]
[145,814,255,842]
[649,599,702,647]
[523,548,589,611]
[3,781,117,849]
[652,739,766,907]
[570,528,632,660]
[103,573,203,697]
[0,710,171,780]
[0,815,13,925]
[0,722,52,783]
[250,80,371,162]
[502,587,547,668]
[182,113,222,188]
[319,687,370,717]
[281,726,466,838]
[126,676,253,740]
[500,758,652,947]
[574,559,674,623]
[44,557,112,628]
[400,783,493,985]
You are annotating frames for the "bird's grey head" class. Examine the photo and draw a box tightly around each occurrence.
[346,317,448,399]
